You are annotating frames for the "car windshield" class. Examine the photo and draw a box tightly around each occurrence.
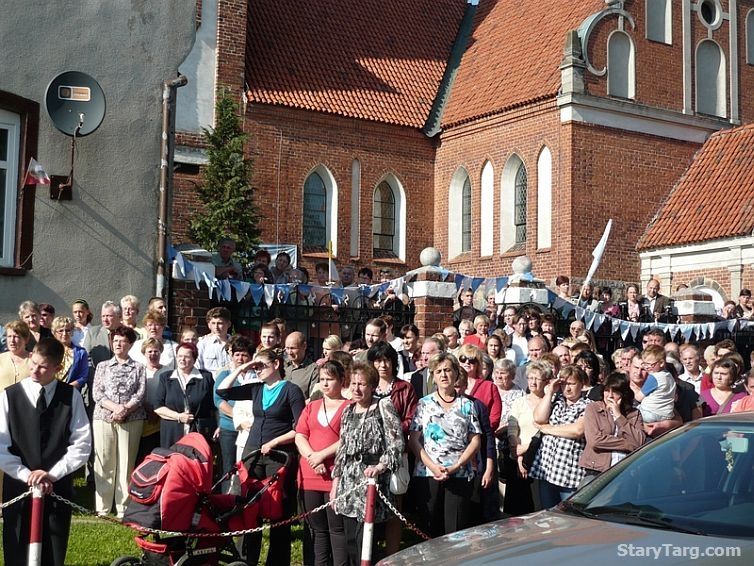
[567,420,754,538]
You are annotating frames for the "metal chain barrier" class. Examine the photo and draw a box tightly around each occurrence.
[0,487,32,509]
[49,482,367,538]
[374,485,431,541]
[26,481,433,544]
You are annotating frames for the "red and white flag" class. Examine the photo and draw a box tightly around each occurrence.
[23,158,51,186]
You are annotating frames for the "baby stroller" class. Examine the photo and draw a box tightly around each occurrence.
[111,432,290,566]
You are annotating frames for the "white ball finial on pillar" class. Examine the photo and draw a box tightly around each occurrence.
[420,247,441,267]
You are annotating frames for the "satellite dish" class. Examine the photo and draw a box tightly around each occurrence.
[45,71,106,136]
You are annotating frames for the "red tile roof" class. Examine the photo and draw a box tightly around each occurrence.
[637,123,754,251]
[441,0,604,127]
[245,0,466,128]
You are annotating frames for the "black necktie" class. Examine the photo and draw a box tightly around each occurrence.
[37,388,47,412]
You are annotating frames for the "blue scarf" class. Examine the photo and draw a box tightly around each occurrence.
[262,380,286,410]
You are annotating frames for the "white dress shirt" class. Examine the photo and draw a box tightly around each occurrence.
[0,379,92,483]
[680,368,703,394]
[197,334,231,372]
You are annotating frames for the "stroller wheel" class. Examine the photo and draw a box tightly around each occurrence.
[110,557,142,566]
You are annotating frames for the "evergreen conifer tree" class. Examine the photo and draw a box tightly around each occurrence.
[189,90,260,263]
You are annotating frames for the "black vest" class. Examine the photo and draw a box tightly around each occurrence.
[4,382,74,496]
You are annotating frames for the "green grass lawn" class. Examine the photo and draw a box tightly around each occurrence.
[0,476,305,565]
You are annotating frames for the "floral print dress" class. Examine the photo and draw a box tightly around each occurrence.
[409,394,481,479]
[332,397,404,522]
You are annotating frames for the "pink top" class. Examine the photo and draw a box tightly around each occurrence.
[701,389,747,417]
[295,399,348,491]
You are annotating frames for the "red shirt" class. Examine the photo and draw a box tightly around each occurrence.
[462,334,485,348]
[295,399,348,492]
[468,378,502,430]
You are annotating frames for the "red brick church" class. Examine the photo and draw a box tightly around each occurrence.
[172,0,754,304]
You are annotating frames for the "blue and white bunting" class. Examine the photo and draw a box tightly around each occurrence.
[173,262,752,340]
[230,280,251,302]
[249,284,264,306]
[264,284,276,306]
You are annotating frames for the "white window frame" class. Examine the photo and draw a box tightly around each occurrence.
[536,146,552,250]
[480,161,494,257]
[500,154,525,252]
[372,173,406,261]
[303,165,338,256]
[350,159,360,257]
[646,0,672,44]
[448,167,470,260]
[695,39,727,118]
[607,30,636,99]
[0,109,20,268]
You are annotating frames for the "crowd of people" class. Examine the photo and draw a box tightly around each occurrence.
[553,275,754,323]
[1,270,754,565]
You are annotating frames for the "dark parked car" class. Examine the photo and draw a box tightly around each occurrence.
[381,413,754,565]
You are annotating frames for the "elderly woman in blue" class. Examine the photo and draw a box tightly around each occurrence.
[409,352,481,537]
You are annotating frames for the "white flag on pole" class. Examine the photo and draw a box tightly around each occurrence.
[584,219,612,286]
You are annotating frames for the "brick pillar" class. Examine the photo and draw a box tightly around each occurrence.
[410,270,457,336]
[170,279,213,334]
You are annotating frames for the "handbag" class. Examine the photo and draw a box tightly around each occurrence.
[389,453,410,495]
[376,398,411,495]
[521,431,542,470]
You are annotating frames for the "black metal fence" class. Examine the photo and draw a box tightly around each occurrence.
[215,289,415,356]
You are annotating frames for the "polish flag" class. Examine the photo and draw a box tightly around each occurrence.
[23,158,51,185]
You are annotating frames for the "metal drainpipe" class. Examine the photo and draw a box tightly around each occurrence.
[156,75,188,298]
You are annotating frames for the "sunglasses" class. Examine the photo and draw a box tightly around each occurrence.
[458,356,477,364]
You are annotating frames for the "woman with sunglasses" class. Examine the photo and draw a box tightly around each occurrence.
[455,345,500,524]
[457,344,501,429]
[50,316,89,390]
[456,355,498,525]
[217,348,305,566]
[295,360,348,566]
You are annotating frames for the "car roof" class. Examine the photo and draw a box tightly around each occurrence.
[695,412,754,424]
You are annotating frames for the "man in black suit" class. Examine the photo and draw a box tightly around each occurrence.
[408,336,446,399]
[642,279,672,322]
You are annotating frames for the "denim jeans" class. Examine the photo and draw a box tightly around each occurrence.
[218,428,238,477]
[538,480,575,509]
